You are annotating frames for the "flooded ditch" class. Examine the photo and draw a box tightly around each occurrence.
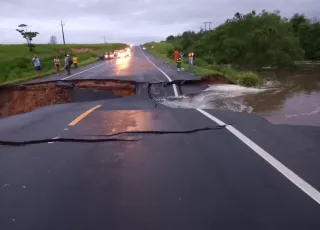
[162,68,320,126]
[0,80,136,118]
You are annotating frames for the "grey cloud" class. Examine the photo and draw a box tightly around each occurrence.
[1,0,319,44]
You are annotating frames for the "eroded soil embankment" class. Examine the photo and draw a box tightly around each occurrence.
[201,75,233,84]
[0,81,136,118]
[180,75,232,86]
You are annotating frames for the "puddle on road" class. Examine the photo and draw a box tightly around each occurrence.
[0,80,136,118]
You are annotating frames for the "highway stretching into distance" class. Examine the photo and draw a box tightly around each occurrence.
[1,46,320,229]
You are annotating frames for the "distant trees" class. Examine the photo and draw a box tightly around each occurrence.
[16,24,39,52]
[166,35,175,41]
[165,10,320,68]
[49,35,57,44]
[290,13,320,60]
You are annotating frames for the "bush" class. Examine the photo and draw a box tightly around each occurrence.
[202,54,216,65]
[194,58,209,67]
[237,72,261,87]
[167,49,174,59]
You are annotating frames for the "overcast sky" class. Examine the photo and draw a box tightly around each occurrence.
[1,0,319,44]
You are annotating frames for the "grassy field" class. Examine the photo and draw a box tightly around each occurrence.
[0,43,127,84]
[144,42,262,87]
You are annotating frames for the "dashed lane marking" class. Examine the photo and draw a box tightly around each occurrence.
[68,105,102,126]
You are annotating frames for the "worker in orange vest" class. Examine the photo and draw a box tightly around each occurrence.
[188,51,194,67]
[174,49,179,63]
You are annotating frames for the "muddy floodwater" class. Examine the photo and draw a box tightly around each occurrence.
[162,67,320,127]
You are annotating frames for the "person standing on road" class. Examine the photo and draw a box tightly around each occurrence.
[174,49,179,63]
[177,55,182,72]
[64,54,71,76]
[73,55,78,68]
[32,55,41,77]
[188,51,194,67]
[54,56,60,75]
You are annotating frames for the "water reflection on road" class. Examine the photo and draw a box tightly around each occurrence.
[115,56,132,76]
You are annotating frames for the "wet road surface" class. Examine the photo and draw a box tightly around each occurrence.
[1,46,320,230]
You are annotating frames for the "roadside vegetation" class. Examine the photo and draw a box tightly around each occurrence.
[145,10,320,87]
[0,43,127,84]
[144,41,262,87]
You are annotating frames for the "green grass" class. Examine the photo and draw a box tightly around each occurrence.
[144,42,261,87]
[0,43,127,84]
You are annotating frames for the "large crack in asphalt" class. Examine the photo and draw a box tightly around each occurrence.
[0,126,228,146]
[83,125,228,137]
[0,137,142,146]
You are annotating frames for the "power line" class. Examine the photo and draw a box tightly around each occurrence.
[60,20,66,45]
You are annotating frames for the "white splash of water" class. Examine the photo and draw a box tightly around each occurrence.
[264,80,282,88]
[160,84,266,112]
[204,84,265,93]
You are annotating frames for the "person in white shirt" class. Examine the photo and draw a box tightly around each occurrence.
[54,56,60,75]
[32,55,41,77]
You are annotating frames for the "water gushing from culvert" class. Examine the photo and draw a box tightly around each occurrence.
[161,84,267,112]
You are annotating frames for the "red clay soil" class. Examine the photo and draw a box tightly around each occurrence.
[74,80,135,94]
[200,75,232,85]
[0,83,71,118]
[0,81,136,118]
[74,80,136,97]
[182,75,232,86]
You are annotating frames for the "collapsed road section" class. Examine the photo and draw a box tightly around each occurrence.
[0,80,136,118]
[0,77,228,118]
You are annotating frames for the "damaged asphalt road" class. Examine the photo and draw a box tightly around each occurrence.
[0,126,227,146]
[0,46,320,230]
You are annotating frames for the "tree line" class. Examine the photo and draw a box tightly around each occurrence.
[165,10,320,68]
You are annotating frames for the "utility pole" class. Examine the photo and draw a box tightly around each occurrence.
[101,36,106,43]
[202,22,213,31]
[60,20,66,44]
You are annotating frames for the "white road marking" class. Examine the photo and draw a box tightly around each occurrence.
[197,109,320,204]
[140,49,320,205]
[61,62,107,80]
[139,46,179,96]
